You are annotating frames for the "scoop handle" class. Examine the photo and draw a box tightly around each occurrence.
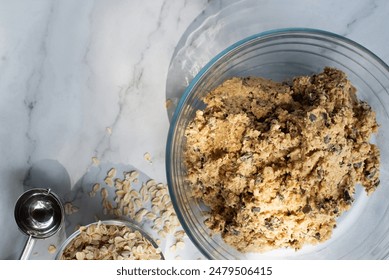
[20,235,36,260]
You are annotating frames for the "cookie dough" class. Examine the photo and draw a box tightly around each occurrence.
[184,67,380,252]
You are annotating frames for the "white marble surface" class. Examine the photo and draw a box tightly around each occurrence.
[0,0,388,260]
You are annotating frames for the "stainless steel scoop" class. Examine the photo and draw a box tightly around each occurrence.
[14,188,64,259]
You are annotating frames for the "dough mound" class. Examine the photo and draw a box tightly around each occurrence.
[184,67,380,253]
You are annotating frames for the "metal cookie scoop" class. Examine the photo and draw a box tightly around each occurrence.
[14,188,64,259]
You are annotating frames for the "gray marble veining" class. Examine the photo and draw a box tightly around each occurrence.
[0,0,388,259]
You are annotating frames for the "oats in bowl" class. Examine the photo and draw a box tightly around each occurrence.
[57,220,163,260]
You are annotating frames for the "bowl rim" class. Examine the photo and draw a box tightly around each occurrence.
[55,219,164,260]
[165,27,389,259]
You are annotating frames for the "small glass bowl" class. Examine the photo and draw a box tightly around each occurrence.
[56,220,164,260]
[166,28,389,259]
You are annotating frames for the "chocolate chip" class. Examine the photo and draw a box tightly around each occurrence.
[264,218,274,230]
[277,192,284,201]
[329,144,342,154]
[252,207,261,213]
[314,232,321,240]
[255,175,263,184]
[365,168,376,180]
[240,152,253,161]
[242,77,251,86]
[324,135,331,144]
[309,113,317,122]
[316,202,324,210]
[343,190,352,203]
[317,169,324,179]
[353,162,362,169]
[302,204,311,214]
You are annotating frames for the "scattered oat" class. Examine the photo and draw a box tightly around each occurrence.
[174,230,186,240]
[157,203,165,211]
[106,127,112,135]
[104,199,113,210]
[64,202,71,214]
[161,210,171,220]
[165,201,173,210]
[145,212,156,221]
[176,241,185,250]
[158,230,167,238]
[100,188,108,199]
[155,189,165,197]
[146,179,157,189]
[161,194,170,205]
[151,197,161,205]
[123,206,130,216]
[168,225,176,233]
[170,244,176,252]
[92,157,100,165]
[123,192,131,203]
[107,168,117,178]
[139,183,147,196]
[135,208,148,223]
[175,255,182,260]
[64,202,75,215]
[122,180,131,192]
[165,99,173,109]
[134,198,143,209]
[71,205,79,213]
[113,208,122,217]
[114,178,124,189]
[130,189,140,198]
[104,176,113,187]
[151,205,159,214]
[143,152,152,164]
[141,193,150,203]
[48,245,56,254]
[88,167,184,256]
[153,217,162,228]
[164,220,171,228]
[115,189,126,198]
[75,251,85,260]
[92,183,100,192]
[169,214,179,225]
[124,170,139,182]
[163,225,170,234]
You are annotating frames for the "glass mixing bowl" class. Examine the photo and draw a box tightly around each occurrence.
[166,28,389,259]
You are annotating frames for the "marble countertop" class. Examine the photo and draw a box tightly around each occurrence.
[1,0,388,260]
